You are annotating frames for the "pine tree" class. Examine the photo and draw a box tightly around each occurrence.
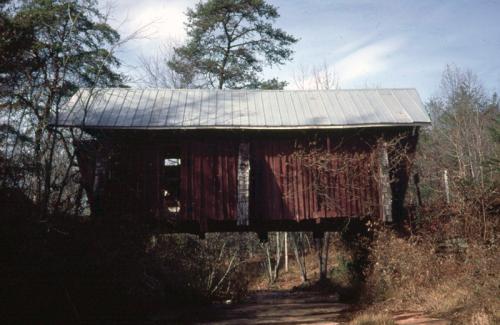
[168,0,297,89]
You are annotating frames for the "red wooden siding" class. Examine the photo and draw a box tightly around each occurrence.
[250,136,380,223]
[180,139,239,231]
[74,128,418,232]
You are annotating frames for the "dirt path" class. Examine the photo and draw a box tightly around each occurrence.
[195,291,349,324]
[153,290,450,324]
[188,291,450,325]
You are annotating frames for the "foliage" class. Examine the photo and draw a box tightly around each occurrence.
[417,65,499,240]
[354,66,499,324]
[348,313,395,325]
[363,227,499,324]
[0,1,35,98]
[0,0,123,218]
[148,233,253,302]
[1,0,122,97]
[360,66,500,322]
[0,202,255,320]
[2,2,499,319]
[247,77,287,90]
[168,0,298,89]
[138,41,191,88]
[486,114,500,171]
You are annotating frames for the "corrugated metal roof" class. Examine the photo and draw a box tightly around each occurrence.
[52,88,430,129]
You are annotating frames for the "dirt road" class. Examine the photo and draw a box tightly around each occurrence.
[196,291,349,324]
[154,290,450,324]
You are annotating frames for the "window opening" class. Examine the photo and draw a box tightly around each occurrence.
[163,156,181,214]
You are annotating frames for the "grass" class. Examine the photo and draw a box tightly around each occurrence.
[363,228,499,324]
[246,225,499,324]
[348,313,395,325]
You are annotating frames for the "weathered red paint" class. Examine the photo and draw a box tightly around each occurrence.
[74,127,419,233]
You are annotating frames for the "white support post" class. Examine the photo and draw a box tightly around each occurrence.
[92,147,106,217]
[444,169,450,204]
[237,142,250,226]
[379,142,393,222]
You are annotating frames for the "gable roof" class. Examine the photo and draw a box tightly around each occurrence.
[52,88,430,130]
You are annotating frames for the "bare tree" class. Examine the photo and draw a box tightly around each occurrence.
[290,232,308,283]
[0,1,151,221]
[138,40,195,88]
[312,61,339,90]
[261,232,282,284]
[421,65,499,239]
[292,63,310,90]
[293,61,339,90]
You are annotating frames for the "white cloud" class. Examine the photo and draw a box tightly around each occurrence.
[119,1,192,41]
[98,0,196,84]
[329,33,376,57]
[101,0,195,51]
[334,37,406,84]
[287,37,406,90]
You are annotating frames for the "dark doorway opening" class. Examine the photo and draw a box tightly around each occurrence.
[162,148,181,216]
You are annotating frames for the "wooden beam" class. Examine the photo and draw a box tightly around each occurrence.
[378,142,393,222]
[237,142,250,226]
[92,146,106,217]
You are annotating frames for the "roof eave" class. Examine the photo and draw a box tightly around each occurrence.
[52,122,431,131]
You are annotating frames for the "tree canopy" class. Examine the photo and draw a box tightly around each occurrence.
[0,0,124,216]
[168,0,298,89]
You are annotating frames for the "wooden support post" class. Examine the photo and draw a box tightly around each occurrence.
[444,169,450,204]
[284,232,288,272]
[92,146,106,217]
[313,230,328,281]
[413,172,422,207]
[378,142,393,222]
[237,142,250,226]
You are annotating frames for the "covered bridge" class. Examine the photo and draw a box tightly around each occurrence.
[52,88,430,234]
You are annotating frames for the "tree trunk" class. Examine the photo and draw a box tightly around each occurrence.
[314,231,330,281]
[291,232,307,283]
[272,232,281,282]
[261,232,282,284]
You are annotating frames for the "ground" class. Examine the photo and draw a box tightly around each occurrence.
[154,290,450,324]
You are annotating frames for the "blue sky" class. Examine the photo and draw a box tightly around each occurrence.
[106,0,500,101]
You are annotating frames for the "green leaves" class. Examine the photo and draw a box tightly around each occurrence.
[247,77,287,90]
[2,0,123,99]
[168,0,298,89]
[0,0,125,214]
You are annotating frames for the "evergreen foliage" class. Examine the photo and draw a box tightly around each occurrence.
[168,0,297,89]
